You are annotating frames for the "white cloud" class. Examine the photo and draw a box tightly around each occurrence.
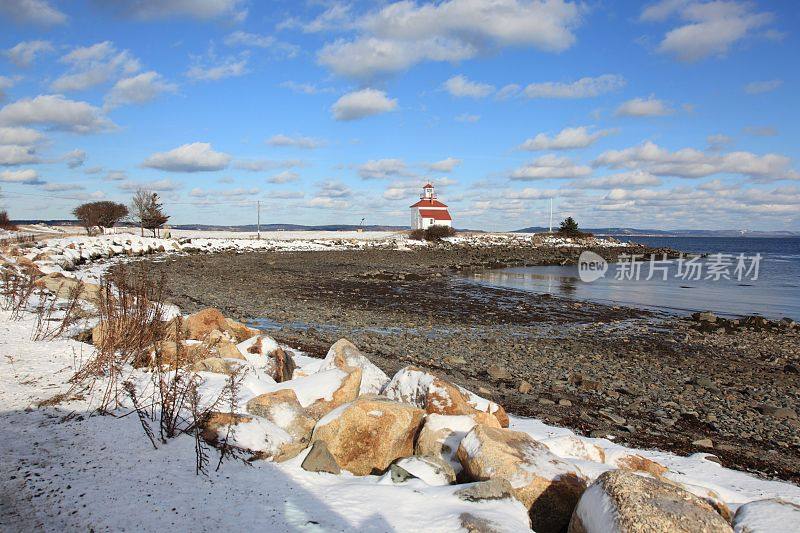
[523,74,626,99]
[42,182,85,191]
[495,83,522,100]
[744,79,782,94]
[0,94,115,133]
[4,40,53,67]
[266,134,326,149]
[316,0,583,79]
[186,51,248,82]
[615,95,674,117]
[0,168,44,184]
[64,149,86,168]
[707,133,733,151]
[281,2,354,33]
[271,190,305,199]
[234,159,304,171]
[104,71,177,109]
[224,31,299,58]
[594,141,799,181]
[0,126,43,145]
[280,81,333,95]
[519,126,613,151]
[0,76,18,100]
[510,154,592,180]
[52,41,141,92]
[443,75,494,98]
[309,180,352,207]
[573,170,662,189]
[428,157,462,172]
[0,0,66,26]
[331,88,398,121]
[118,178,183,191]
[0,145,38,165]
[358,158,407,179]
[142,142,231,172]
[267,170,300,184]
[102,0,247,21]
[644,1,775,62]
[455,113,480,123]
[104,170,127,181]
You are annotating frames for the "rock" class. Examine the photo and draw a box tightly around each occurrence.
[559,399,573,407]
[237,335,295,383]
[301,440,341,475]
[733,498,800,533]
[455,478,516,502]
[383,366,508,428]
[390,455,456,486]
[693,311,718,323]
[693,438,714,448]
[203,330,246,360]
[756,405,797,420]
[224,317,261,343]
[610,454,668,477]
[518,380,533,394]
[459,513,509,533]
[200,412,253,445]
[34,272,100,302]
[311,395,424,476]
[487,364,512,381]
[415,413,480,474]
[540,435,606,463]
[457,424,587,533]
[317,338,389,395]
[191,357,245,375]
[271,347,296,383]
[282,367,362,420]
[568,470,732,533]
[183,308,230,340]
[245,389,316,458]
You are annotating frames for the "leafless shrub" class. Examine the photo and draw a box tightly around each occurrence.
[31,281,84,341]
[1,269,37,320]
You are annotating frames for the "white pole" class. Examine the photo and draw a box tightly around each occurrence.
[257,200,261,240]
[549,198,553,233]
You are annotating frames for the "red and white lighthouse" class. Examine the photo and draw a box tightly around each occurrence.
[410,183,453,230]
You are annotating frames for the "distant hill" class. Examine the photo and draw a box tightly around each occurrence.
[513,226,800,238]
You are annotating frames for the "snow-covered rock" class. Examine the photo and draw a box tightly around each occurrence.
[275,367,362,420]
[415,413,478,474]
[317,338,389,395]
[568,470,732,533]
[311,395,425,476]
[457,424,588,533]
[732,498,800,533]
[245,388,317,460]
[391,455,456,486]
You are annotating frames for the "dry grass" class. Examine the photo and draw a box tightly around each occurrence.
[1,269,37,320]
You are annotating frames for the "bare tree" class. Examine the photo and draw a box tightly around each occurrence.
[131,189,170,238]
[131,189,149,237]
[73,201,128,235]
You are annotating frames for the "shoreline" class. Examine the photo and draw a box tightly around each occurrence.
[124,244,800,484]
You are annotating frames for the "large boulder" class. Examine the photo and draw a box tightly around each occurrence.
[390,455,456,486]
[732,499,800,533]
[35,272,100,301]
[415,413,480,475]
[317,338,389,394]
[200,412,297,461]
[183,308,230,340]
[237,335,295,382]
[568,470,733,533]
[457,424,587,533]
[383,366,508,427]
[203,329,246,360]
[276,367,362,420]
[311,395,425,476]
[245,388,316,459]
[224,317,261,343]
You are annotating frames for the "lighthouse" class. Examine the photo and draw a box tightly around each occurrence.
[409,183,453,230]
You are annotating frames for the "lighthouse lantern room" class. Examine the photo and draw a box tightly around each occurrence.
[409,183,453,230]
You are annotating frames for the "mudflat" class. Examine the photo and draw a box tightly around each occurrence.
[127,243,800,482]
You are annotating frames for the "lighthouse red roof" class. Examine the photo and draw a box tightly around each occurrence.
[418,209,452,221]
[423,183,434,189]
[410,198,448,208]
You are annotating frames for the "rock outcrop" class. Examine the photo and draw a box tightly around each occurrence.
[568,470,733,533]
[457,424,587,533]
[311,395,424,476]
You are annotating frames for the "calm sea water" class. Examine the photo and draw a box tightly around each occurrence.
[465,237,800,320]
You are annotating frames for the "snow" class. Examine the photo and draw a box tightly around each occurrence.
[570,482,621,533]
[394,457,452,486]
[274,368,349,408]
[732,498,800,532]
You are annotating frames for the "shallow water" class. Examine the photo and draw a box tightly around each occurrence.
[464,237,800,320]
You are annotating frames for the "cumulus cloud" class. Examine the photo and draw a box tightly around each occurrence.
[267,170,300,184]
[0,0,66,26]
[519,126,614,151]
[266,134,326,149]
[707,133,733,151]
[64,149,86,169]
[142,142,231,172]
[615,95,674,117]
[331,88,397,121]
[118,178,183,191]
[104,170,127,181]
[0,76,19,101]
[510,154,592,180]
[428,157,462,172]
[0,144,38,165]
[104,71,177,109]
[42,182,85,191]
[99,0,247,21]
[4,40,53,67]
[52,41,141,92]
[572,170,662,189]
[0,94,115,133]
[0,126,44,145]
[523,74,625,99]
[315,0,583,79]
[643,0,775,62]
[186,51,248,82]
[744,79,782,94]
[594,141,799,181]
[307,180,352,208]
[443,75,494,98]
[0,168,44,184]
[358,158,407,179]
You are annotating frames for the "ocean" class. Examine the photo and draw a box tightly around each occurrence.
[464,237,800,320]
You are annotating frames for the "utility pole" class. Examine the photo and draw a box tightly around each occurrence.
[549,198,553,233]
[257,200,261,240]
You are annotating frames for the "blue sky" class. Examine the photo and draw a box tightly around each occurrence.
[0,0,798,231]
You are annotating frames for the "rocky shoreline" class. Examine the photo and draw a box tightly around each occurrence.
[126,243,800,483]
